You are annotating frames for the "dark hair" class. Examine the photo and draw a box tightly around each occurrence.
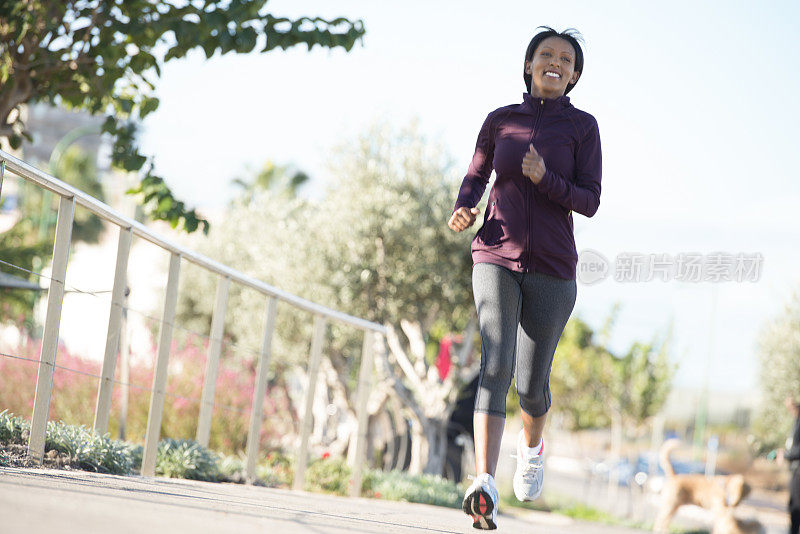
[523,26,584,95]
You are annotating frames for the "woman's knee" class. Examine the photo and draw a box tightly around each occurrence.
[517,384,550,417]
[482,361,514,396]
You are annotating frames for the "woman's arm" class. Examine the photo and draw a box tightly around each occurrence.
[535,117,602,218]
[453,112,496,213]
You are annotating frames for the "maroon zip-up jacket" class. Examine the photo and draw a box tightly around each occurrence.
[453,92,602,280]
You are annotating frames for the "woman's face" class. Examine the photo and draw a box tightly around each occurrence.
[525,36,580,98]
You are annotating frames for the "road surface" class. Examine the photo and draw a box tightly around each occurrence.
[0,466,651,534]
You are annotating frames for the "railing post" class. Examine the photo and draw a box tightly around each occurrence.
[292,315,326,491]
[27,196,74,461]
[196,275,230,447]
[349,329,376,497]
[93,226,132,435]
[118,289,130,440]
[245,296,278,481]
[141,252,181,477]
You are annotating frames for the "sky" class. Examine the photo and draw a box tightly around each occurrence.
[138,1,800,395]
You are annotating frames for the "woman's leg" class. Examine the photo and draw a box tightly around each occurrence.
[520,410,548,449]
[473,413,506,476]
[515,272,577,442]
[471,263,523,476]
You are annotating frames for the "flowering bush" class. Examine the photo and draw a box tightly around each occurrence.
[305,455,351,495]
[0,330,295,456]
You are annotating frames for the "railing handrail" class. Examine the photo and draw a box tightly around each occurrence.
[0,148,385,334]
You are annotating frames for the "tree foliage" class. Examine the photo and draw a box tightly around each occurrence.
[52,145,105,244]
[550,311,674,434]
[177,122,473,364]
[231,160,309,203]
[0,0,365,233]
[0,144,105,328]
[752,289,800,452]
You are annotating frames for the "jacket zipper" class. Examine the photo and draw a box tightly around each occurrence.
[526,98,546,272]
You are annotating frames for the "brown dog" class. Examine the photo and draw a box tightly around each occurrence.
[653,439,751,533]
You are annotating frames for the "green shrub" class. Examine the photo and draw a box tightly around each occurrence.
[256,451,294,487]
[305,456,351,495]
[218,454,246,478]
[0,410,29,443]
[363,469,462,508]
[44,420,133,475]
[155,438,220,481]
[123,442,144,471]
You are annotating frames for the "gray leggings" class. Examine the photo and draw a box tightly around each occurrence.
[472,262,577,418]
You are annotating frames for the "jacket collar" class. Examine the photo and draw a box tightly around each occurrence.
[521,92,571,114]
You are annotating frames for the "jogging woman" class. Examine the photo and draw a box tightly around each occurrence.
[449,27,602,530]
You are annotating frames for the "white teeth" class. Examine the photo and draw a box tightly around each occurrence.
[545,71,560,78]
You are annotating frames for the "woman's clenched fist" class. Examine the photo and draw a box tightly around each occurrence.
[448,207,481,232]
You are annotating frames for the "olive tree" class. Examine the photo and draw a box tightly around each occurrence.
[177,123,479,475]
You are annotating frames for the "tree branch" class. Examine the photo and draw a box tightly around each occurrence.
[384,323,425,391]
[399,318,427,373]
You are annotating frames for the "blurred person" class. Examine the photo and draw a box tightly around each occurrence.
[786,396,800,534]
[449,26,602,530]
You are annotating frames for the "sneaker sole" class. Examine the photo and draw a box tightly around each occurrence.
[462,489,497,530]
[513,479,542,502]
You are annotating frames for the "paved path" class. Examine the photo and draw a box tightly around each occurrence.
[0,467,650,534]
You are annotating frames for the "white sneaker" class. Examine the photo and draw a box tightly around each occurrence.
[462,472,499,530]
[513,429,544,501]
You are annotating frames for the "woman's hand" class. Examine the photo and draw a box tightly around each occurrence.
[448,207,480,232]
[522,143,546,184]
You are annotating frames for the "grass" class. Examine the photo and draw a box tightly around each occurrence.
[499,487,710,533]
[499,488,619,522]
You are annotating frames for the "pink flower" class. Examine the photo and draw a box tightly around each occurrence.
[322,452,330,459]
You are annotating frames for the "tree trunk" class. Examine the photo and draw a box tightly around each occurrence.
[406,413,453,476]
[408,416,426,474]
[423,416,450,476]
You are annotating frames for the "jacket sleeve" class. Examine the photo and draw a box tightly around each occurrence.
[453,112,495,213]
[536,116,602,217]
[786,419,800,461]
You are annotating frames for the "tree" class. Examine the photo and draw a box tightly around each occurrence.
[176,122,479,475]
[0,0,364,233]
[0,144,106,329]
[550,309,673,436]
[51,145,106,244]
[231,160,309,203]
[549,317,615,430]
[753,289,800,452]
[316,124,480,475]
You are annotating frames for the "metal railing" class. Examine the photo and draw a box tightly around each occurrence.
[0,148,386,496]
